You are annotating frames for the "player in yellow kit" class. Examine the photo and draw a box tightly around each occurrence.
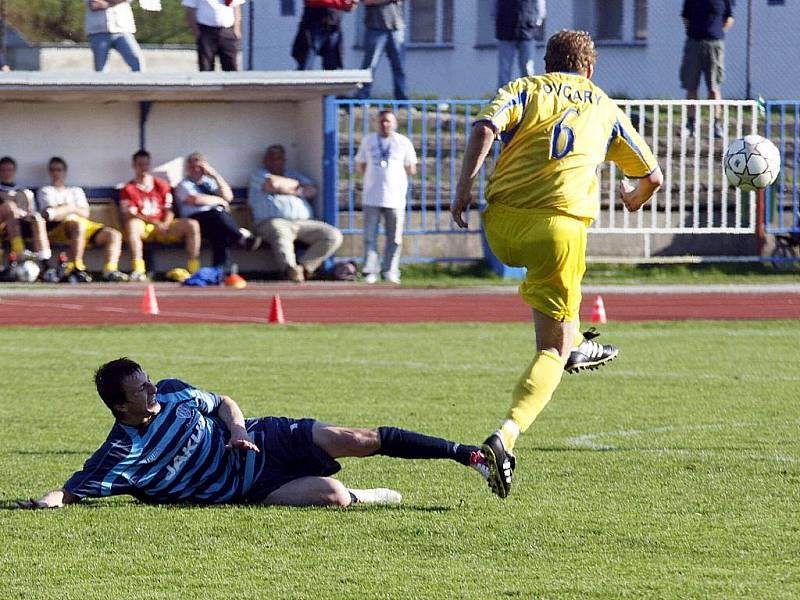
[453,30,664,498]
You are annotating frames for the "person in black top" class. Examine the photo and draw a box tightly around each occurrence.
[680,0,734,138]
[291,0,358,70]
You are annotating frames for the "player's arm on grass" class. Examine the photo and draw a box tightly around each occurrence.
[18,488,80,509]
[217,396,260,453]
[453,122,496,228]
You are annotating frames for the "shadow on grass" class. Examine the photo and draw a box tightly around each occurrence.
[11,450,91,456]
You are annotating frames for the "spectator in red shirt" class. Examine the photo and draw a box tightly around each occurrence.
[119,150,201,281]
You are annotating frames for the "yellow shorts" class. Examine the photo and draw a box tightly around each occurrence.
[482,203,590,322]
[47,216,106,246]
[141,222,183,245]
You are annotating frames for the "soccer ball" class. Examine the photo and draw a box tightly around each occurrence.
[723,135,781,192]
[15,260,40,282]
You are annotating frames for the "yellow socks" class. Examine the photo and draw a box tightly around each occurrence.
[187,258,200,274]
[10,236,24,254]
[132,258,146,273]
[501,350,565,451]
[103,261,118,273]
[75,259,87,272]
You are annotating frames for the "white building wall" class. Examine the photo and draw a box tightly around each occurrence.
[249,0,800,101]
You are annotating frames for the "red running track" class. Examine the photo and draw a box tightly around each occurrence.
[0,284,798,326]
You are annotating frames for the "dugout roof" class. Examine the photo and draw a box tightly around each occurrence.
[0,70,371,103]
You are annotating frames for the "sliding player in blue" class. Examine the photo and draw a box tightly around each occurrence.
[19,358,491,509]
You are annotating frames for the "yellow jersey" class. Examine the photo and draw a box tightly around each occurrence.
[476,72,659,220]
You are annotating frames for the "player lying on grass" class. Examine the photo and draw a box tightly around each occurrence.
[19,358,491,509]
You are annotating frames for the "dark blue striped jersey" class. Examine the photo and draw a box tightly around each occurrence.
[63,379,261,504]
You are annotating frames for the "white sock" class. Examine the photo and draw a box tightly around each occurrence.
[37,249,52,261]
[349,488,402,505]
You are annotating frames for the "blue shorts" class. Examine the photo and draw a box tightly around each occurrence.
[243,417,342,503]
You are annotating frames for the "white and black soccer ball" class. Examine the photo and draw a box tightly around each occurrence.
[723,134,781,192]
[15,260,41,282]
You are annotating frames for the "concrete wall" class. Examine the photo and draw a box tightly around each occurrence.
[0,99,324,193]
[36,45,203,74]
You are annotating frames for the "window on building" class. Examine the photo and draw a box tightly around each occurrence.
[475,0,496,46]
[573,0,647,43]
[281,0,295,17]
[408,0,455,45]
[595,0,623,40]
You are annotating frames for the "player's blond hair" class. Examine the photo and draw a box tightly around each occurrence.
[544,30,597,74]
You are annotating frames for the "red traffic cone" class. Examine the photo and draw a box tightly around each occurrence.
[268,294,285,324]
[141,284,160,316]
[591,295,607,324]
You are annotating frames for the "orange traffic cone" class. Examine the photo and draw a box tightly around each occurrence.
[141,284,160,316]
[268,294,285,324]
[591,295,607,324]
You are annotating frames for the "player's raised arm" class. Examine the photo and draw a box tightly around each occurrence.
[18,488,80,509]
[619,168,664,213]
[453,122,496,228]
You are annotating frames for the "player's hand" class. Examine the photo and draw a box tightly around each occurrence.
[451,193,472,229]
[17,498,53,509]
[226,431,260,453]
[619,179,645,212]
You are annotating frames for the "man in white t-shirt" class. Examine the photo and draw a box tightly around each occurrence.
[182,0,244,71]
[36,157,129,283]
[355,110,417,284]
[84,0,144,72]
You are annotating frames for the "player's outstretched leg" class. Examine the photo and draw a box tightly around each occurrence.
[564,328,619,374]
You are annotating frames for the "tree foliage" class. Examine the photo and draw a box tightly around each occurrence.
[5,0,194,45]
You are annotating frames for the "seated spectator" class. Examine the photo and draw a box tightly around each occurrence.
[247,145,342,282]
[119,150,201,282]
[36,157,128,283]
[173,152,261,275]
[0,156,58,282]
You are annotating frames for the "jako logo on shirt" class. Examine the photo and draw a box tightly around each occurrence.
[176,403,195,419]
[165,423,203,481]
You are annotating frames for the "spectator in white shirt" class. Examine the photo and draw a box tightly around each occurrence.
[355,110,417,284]
[182,0,244,71]
[84,0,144,72]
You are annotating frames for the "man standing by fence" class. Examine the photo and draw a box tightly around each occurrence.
[495,0,546,90]
[355,109,417,284]
[680,0,734,138]
[356,0,407,100]
[182,0,244,71]
[453,30,663,498]
[84,0,144,72]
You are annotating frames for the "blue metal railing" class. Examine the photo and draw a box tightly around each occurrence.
[765,100,800,234]
[323,97,492,236]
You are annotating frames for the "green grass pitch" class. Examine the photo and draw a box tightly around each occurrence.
[1,321,798,599]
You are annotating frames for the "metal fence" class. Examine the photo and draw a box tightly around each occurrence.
[324,98,762,256]
[765,100,800,235]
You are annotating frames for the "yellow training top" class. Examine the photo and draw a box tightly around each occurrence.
[476,72,658,220]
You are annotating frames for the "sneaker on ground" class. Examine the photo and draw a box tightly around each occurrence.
[39,267,60,283]
[364,273,378,284]
[165,267,191,283]
[243,234,262,252]
[129,270,149,282]
[0,266,16,282]
[564,328,619,374]
[102,270,129,282]
[481,433,516,499]
[469,450,491,481]
[64,269,92,283]
[284,264,304,283]
[383,272,401,284]
[349,488,402,505]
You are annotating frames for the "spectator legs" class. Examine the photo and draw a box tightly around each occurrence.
[111,33,144,72]
[362,205,381,275]
[191,209,242,269]
[516,39,534,78]
[497,40,516,89]
[384,29,407,100]
[197,25,219,71]
[256,218,300,271]
[89,33,113,72]
[218,27,238,71]
[381,207,404,281]
[294,220,342,274]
